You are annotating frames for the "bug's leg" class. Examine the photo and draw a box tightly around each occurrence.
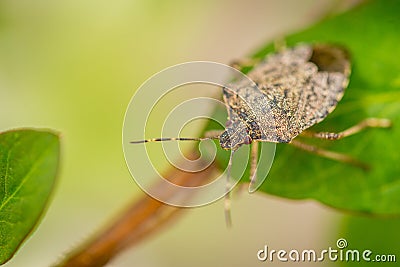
[289,139,370,170]
[224,151,234,227]
[230,38,286,70]
[302,118,392,140]
[229,58,260,70]
[249,141,259,190]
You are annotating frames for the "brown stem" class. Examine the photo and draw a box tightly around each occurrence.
[56,152,218,267]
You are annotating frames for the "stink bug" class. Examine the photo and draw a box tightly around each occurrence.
[131,43,391,225]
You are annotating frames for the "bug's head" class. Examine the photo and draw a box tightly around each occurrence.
[219,131,232,150]
[219,128,251,151]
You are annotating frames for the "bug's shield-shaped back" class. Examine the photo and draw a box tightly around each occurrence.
[221,44,350,192]
[248,44,350,140]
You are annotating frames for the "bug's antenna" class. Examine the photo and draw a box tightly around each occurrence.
[224,150,234,227]
[130,136,218,144]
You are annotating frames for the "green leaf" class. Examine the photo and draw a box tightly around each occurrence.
[0,129,60,264]
[207,0,400,215]
[338,216,400,266]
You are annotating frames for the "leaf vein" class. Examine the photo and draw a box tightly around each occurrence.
[0,144,53,212]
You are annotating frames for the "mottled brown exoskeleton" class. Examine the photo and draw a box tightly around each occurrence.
[132,43,391,225]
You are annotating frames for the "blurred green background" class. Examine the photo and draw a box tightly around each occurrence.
[1,0,398,266]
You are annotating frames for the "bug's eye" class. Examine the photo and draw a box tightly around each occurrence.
[219,131,232,150]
